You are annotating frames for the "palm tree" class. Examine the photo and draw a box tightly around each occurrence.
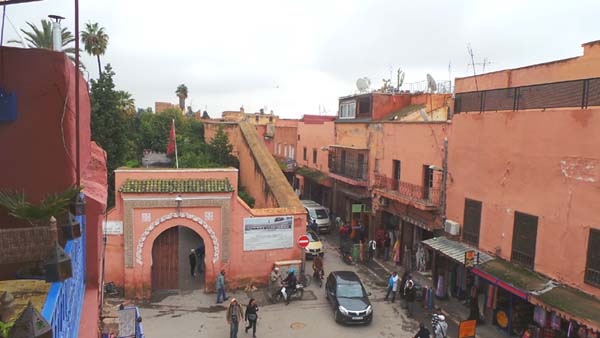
[175,84,188,111]
[116,90,136,116]
[81,22,109,76]
[9,19,76,61]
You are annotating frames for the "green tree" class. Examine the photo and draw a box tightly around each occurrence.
[81,22,109,76]
[175,84,188,111]
[90,64,129,206]
[208,126,239,168]
[116,90,136,116]
[9,19,76,61]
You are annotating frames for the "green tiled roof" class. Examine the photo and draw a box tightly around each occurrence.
[119,179,234,193]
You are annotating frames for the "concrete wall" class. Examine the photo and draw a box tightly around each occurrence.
[296,118,335,173]
[373,122,448,185]
[334,122,370,148]
[446,108,600,297]
[455,40,600,93]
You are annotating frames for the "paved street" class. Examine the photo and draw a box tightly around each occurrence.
[136,234,422,338]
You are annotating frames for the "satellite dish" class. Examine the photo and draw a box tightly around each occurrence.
[426,74,437,93]
[356,77,371,93]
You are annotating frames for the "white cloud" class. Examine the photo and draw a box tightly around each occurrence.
[2,0,598,118]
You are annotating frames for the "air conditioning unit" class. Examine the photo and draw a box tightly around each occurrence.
[380,197,389,207]
[444,219,460,236]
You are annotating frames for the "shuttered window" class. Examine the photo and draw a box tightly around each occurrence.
[463,199,482,246]
[585,228,600,287]
[511,211,538,269]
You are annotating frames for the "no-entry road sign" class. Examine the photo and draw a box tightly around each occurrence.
[297,235,310,248]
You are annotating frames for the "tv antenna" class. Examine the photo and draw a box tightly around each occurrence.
[467,44,479,91]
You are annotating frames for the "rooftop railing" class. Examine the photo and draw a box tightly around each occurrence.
[454,77,600,114]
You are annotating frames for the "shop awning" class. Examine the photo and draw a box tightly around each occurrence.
[472,259,550,300]
[337,186,371,201]
[296,167,333,187]
[529,285,600,332]
[422,236,494,265]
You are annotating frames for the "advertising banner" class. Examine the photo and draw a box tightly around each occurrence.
[243,216,294,251]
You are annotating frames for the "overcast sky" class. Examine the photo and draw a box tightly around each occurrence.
[3,0,599,118]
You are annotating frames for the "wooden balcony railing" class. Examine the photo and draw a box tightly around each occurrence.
[373,174,440,207]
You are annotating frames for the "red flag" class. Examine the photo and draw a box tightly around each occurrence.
[166,119,176,155]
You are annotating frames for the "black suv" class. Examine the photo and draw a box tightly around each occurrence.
[325,271,373,325]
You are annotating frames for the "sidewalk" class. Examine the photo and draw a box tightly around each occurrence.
[370,256,509,338]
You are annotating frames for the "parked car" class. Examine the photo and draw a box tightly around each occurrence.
[301,200,331,233]
[325,271,373,325]
[305,230,324,259]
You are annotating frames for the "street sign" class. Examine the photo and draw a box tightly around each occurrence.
[458,319,477,338]
[352,204,363,213]
[297,235,310,248]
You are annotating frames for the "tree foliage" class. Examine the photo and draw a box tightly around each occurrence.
[81,22,109,75]
[207,126,239,168]
[9,19,77,63]
[90,64,129,205]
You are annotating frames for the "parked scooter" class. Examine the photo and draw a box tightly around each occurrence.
[340,246,354,265]
[272,283,304,303]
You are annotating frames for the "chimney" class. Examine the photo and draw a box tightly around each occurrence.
[48,15,65,51]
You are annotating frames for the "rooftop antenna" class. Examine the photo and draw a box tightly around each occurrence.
[467,43,479,91]
[426,74,437,93]
[356,77,371,93]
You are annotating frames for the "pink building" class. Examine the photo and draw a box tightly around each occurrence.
[426,40,600,334]
[294,115,336,208]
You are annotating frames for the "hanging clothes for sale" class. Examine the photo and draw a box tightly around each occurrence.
[550,313,561,330]
[567,320,577,338]
[533,306,547,327]
[436,275,446,298]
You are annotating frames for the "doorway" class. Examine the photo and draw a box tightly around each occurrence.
[151,226,205,292]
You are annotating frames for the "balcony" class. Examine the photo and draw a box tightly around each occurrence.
[329,161,368,186]
[373,174,440,210]
[274,155,297,172]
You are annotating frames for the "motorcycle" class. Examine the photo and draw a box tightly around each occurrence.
[340,246,354,265]
[272,283,304,303]
[313,268,324,288]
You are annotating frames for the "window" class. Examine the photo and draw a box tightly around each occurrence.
[269,116,273,122]
[303,147,307,161]
[585,228,600,287]
[284,145,288,157]
[255,115,259,122]
[340,150,347,173]
[298,134,300,141]
[392,160,401,190]
[313,149,317,164]
[339,100,356,119]
[357,153,365,179]
[289,145,295,159]
[511,211,538,269]
[358,97,372,115]
[463,199,482,245]
[422,165,434,199]
[277,143,281,155]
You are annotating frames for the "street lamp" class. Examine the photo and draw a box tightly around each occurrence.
[175,195,183,215]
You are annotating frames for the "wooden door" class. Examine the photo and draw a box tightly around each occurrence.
[152,227,179,290]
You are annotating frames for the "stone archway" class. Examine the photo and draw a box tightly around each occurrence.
[136,212,220,266]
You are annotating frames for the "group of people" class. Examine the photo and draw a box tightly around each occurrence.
[225,298,259,338]
[188,243,205,277]
[384,271,416,315]
[269,266,298,305]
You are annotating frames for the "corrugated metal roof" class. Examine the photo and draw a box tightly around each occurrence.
[422,236,494,265]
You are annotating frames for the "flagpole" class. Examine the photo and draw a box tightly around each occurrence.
[173,119,179,168]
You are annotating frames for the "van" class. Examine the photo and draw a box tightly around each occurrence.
[301,200,331,233]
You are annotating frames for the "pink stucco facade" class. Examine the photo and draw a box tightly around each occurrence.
[296,116,336,174]
[105,168,306,299]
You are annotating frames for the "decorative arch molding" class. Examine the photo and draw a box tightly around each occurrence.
[122,197,231,268]
[136,212,219,265]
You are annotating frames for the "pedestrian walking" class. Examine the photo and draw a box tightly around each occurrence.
[196,242,205,273]
[367,238,376,263]
[384,234,391,261]
[400,271,410,300]
[384,272,399,302]
[244,298,259,338]
[359,240,364,262]
[413,323,431,338]
[226,298,244,338]
[188,249,197,277]
[216,270,228,304]
[404,275,416,317]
